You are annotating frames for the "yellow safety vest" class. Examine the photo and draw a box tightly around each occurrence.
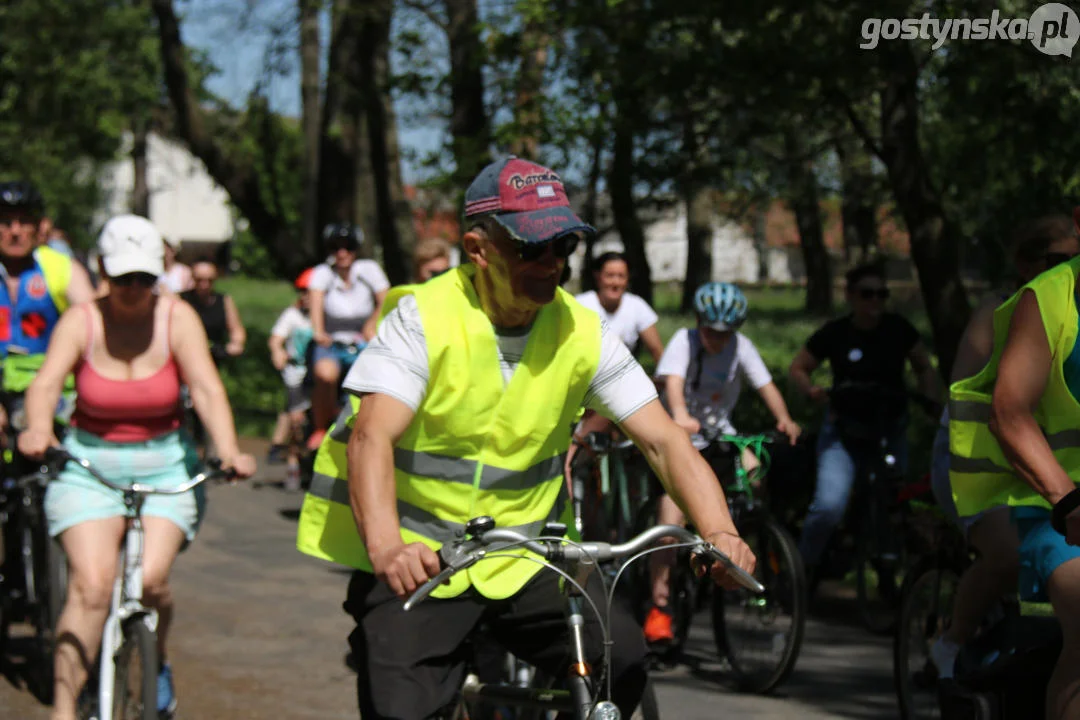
[950,257,1080,518]
[296,265,601,600]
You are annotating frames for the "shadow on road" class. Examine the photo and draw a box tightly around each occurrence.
[0,635,51,706]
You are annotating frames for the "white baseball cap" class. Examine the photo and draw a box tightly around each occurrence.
[97,215,165,277]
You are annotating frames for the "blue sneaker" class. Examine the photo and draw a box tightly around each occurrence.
[157,663,178,716]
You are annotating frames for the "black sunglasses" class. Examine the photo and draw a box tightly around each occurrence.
[112,272,158,288]
[1046,252,1078,268]
[515,233,580,263]
[857,287,890,300]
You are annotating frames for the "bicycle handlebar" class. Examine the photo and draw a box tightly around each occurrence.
[403,520,764,611]
[44,447,234,495]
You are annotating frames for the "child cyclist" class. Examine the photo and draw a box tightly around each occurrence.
[268,268,315,490]
[644,281,801,644]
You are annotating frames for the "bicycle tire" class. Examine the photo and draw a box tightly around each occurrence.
[712,516,806,693]
[25,498,59,702]
[856,500,903,635]
[47,537,67,636]
[111,617,158,720]
[894,559,962,720]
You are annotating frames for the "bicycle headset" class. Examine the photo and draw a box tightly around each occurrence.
[689,282,748,391]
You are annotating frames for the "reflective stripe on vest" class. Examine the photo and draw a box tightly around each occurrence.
[949,260,1080,518]
[295,265,600,600]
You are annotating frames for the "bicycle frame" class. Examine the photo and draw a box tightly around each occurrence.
[97,490,156,720]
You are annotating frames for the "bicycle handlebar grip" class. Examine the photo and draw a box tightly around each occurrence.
[43,446,70,465]
[403,566,456,612]
[702,546,765,594]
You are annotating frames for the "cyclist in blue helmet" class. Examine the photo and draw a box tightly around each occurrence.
[643,281,801,645]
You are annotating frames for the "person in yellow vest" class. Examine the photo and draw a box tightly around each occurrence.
[928,215,1078,679]
[296,156,756,719]
[950,208,1080,720]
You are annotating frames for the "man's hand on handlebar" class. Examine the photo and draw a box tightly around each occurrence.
[699,531,757,590]
[18,428,58,460]
[313,330,333,348]
[371,541,443,600]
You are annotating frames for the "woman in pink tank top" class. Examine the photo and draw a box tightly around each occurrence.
[17,215,256,720]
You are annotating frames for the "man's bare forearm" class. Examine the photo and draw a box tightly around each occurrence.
[348,426,403,556]
[645,430,738,538]
[992,409,1074,504]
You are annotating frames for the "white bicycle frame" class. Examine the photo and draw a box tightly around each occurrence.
[97,513,158,720]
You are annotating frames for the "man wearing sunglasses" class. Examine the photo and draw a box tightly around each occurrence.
[789,261,941,588]
[0,181,94,401]
[297,156,757,719]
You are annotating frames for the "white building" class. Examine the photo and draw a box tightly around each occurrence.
[567,204,804,286]
[96,132,235,245]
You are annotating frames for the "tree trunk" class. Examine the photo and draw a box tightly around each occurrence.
[151,0,296,271]
[579,119,606,293]
[130,114,150,218]
[836,133,877,265]
[444,0,491,188]
[319,0,359,233]
[299,0,322,260]
[609,108,651,305]
[679,112,712,313]
[784,130,832,315]
[358,0,413,284]
[510,17,549,160]
[877,46,970,379]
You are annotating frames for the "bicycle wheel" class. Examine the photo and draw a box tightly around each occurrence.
[111,617,158,720]
[894,559,962,720]
[856,498,904,635]
[712,516,806,694]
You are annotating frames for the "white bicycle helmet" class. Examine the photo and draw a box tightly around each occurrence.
[693,282,748,331]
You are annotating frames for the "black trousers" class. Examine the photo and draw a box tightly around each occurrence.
[344,569,648,719]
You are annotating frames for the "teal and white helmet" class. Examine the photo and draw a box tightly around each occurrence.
[693,282,748,331]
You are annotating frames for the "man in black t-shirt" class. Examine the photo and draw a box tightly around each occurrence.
[788,261,941,581]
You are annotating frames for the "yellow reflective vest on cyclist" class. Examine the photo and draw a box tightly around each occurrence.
[296,265,600,600]
[949,257,1080,517]
[1,246,72,392]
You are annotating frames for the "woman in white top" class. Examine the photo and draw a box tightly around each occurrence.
[158,236,193,294]
[575,252,664,364]
[308,223,390,447]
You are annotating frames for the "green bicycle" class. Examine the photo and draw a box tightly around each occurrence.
[634,428,807,694]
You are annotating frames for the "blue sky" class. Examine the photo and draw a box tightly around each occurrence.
[180,0,445,184]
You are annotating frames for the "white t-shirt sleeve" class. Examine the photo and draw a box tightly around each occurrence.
[655,328,691,378]
[736,333,773,390]
[583,323,658,423]
[270,307,295,339]
[342,295,430,410]
[309,263,335,292]
[356,260,391,294]
[629,294,659,333]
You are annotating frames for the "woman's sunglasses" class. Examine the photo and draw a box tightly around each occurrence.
[112,272,158,288]
[515,233,581,263]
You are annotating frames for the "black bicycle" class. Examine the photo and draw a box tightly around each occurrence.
[0,391,70,701]
[409,516,763,720]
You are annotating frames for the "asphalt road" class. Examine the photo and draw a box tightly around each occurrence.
[1,443,901,719]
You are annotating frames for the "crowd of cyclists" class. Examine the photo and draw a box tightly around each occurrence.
[2,151,1080,719]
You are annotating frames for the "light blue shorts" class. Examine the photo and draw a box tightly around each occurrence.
[45,428,205,542]
[1013,506,1080,603]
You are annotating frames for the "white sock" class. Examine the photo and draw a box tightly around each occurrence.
[930,637,961,679]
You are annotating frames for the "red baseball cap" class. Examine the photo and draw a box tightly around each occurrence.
[463,157,596,246]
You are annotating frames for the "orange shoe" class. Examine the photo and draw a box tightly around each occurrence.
[643,606,674,645]
[306,429,327,452]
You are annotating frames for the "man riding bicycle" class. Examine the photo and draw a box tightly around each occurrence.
[950,208,1080,719]
[789,261,941,590]
[296,156,756,719]
[0,181,94,423]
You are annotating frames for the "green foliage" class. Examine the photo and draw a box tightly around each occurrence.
[0,0,160,244]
